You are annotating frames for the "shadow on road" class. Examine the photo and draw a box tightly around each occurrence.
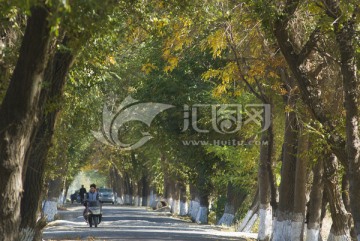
[43,205,251,241]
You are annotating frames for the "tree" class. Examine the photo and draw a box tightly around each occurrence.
[0,5,52,240]
[265,0,360,238]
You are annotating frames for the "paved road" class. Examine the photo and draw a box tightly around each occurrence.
[43,205,255,241]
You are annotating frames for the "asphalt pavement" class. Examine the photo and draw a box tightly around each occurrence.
[43,204,255,241]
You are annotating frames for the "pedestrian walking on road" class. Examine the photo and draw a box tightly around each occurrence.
[79,185,86,204]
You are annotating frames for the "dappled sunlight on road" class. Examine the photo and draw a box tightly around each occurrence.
[43,205,255,241]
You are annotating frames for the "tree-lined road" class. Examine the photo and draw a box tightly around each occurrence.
[43,205,255,240]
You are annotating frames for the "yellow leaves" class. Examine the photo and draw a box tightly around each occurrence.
[213,85,228,97]
[202,62,238,97]
[268,70,279,78]
[205,29,227,58]
[202,62,237,84]
[150,16,170,34]
[161,17,193,72]
[162,46,180,72]
[107,56,116,65]
[163,17,193,53]
[202,68,222,80]
[271,82,288,95]
[141,63,158,74]
[125,24,148,43]
[248,60,266,77]
[284,104,294,113]
[163,57,179,73]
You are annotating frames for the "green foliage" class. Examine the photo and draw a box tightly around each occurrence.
[3,0,352,224]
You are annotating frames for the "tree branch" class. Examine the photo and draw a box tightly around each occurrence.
[298,28,320,65]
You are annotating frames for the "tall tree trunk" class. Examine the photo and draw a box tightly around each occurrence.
[196,189,209,224]
[273,91,298,241]
[273,3,348,167]
[19,39,73,241]
[110,164,124,204]
[110,166,121,203]
[179,182,188,216]
[47,178,64,201]
[189,183,200,222]
[342,172,356,239]
[292,127,308,241]
[141,173,149,206]
[266,117,277,214]
[0,6,51,240]
[163,174,174,209]
[306,157,324,241]
[324,154,351,241]
[135,180,142,207]
[273,2,360,237]
[123,172,133,205]
[195,161,212,224]
[258,129,273,241]
[171,182,181,215]
[331,7,360,239]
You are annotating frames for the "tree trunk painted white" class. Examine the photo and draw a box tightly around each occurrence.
[124,194,133,205]
[147,195,151,206]
[116,196,124,205]
[19,227,37,241]
[291,213,305,241]
[327,231,351,241]
[218,213,235,226]
[43,201,57,222]
[180,201,188,216]
[258,205,272,241]
[149,191,157,207]
[291,221,304,241]
[57,191,65,206]
[306,228,320,241]
[134,196,139,206]
[272,216,293,241]
[134,195,141,206]
[172,199,180,215]
[218,203,235,226]
[150,198,160,210]
[189,200,200,221]
[168,197,174,211]
[195,206,208,224]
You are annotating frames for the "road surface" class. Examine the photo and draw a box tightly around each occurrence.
[43,204,256,240]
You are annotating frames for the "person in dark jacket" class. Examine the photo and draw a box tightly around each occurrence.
[79,185,86,204]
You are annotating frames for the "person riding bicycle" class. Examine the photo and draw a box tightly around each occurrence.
[83,184,101,223]
[86,184,99,202]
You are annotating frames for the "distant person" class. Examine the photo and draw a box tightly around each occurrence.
[79,185,87,204]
